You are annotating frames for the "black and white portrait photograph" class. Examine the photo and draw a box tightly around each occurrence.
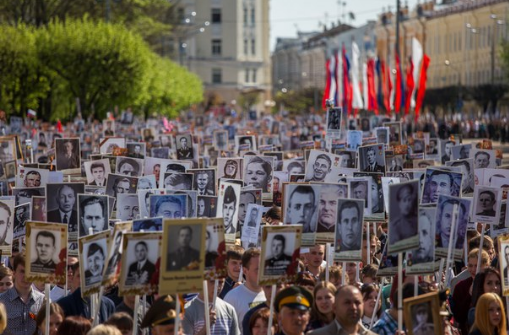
[335,150,356,169]
[0,138,16,164]
[79,231,110,296]
[412,139,425,154]
[348,178,372,215]
[235,135,257,153]
[15,167,49,189]
[13,202,30,240]
[4,160,16,179]
[55,138,81,171]
[133,217,163,232]
[451,144,471,160]
[126,142,146,159]
[413,159,434,169]
[217,182,241,236]
[138,189,163,219]
[374,127,389,146]
[149,194,187,219]
[159,134,173,148]
[168,189,197,218]
[304,150,342,183]
[116,157,143,177]
[122,233,159,288]
[243,155,274,196]
[421,168,462,205]
[189,169,216,195]
[137,175,157,190]
[353,172,384,220]
[388,180,420,254]
[314,183,347,243]
[471,149,497,169]
[197,196,218,218]
[403,293,442,335]
[84,159,111,187]
[263,232,295,276]
[175,134,194,160]
[0,200,14,255]
[283,159,306,176]
[435,195,471,256]
[13,187,44,206]
[499,235,509,293]
[407,208,436,273]
[263,151,283,171]
[115,194,140,221]
[103,221,132,286]
[334,198,364,260]
[99,137,126,155]
[103,119,115,137]
[491,201,509,238]
[284,183,321,237]
[358,144,385,173]
[472,186,502,225]
[217,158,243,180]
[26,221,67,284]
[46,183,85,236]
[105,174,138,198]
[346,130,362,150]
[162,172,193,191]
[439,139,456,164]
[165,224,202,271]
[383,122,402,146]
[213,130,229,151]
[151,147,170,159]
[326,107,341,136]
[78,194,109,238]
[446,158,475,195]
[237,189,262,230]
[386,155,404,172]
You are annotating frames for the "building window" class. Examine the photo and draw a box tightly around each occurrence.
[251,7,255,26]
[244,39,248,55]
[211,8,221,23]
[251,39,255,55]
[212,68,222,83]
[252,68,257,83]
[243,6,248,26]
[212,39,222,55]
[245,69,249,82]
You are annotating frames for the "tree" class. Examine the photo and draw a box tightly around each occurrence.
[273,87,322,115]
[0,25,49,116]
[37,19,154,119]
[237,90,261,111]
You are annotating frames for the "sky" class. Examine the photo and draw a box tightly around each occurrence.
[270,0,420,51]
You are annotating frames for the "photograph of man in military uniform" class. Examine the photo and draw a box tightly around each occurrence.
[166,225,201,271]
[264,233,293,276]
[30,230,57,273]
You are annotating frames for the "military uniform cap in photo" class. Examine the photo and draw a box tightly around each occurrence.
[141,295,179,328]
[274,286,313,313]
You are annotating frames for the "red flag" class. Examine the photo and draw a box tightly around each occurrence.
[415,54,430,121]
[367,59,378,113]
[394,52,402,113]
[405,58,415,114]
[383,61,392,113]
[56,120,63,133]
[322,58,331,109]
[342,45,351,115]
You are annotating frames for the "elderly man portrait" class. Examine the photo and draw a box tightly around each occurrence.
[57,140,79,170]
[24,170,41,188]
[47,184,78,231]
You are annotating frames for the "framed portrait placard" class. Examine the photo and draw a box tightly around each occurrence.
[472,186,502,225]
[499,234,509,296]
[118,232,161,296]
[26,221,68,285]
[388,180,420,254]
[102,221,132,286]
[0,199,14,256]
[406,207,438,275]
[435,195,471,260]
[259,225,301,286]
[79,230,110,297]
[204,218,227,280]
[403,292,443,335]
[159,218,207,295]
[334,198,364,261]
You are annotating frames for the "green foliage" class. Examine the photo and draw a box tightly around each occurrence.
[0,25,49,115]
[273,87,323,115]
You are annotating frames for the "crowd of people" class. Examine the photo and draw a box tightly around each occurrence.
[0,106,507,335]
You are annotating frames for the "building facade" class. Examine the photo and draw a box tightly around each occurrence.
[175,0,271,112]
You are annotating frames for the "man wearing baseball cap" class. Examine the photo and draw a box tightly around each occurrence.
[275,286,313,335]
[141,295,183,335]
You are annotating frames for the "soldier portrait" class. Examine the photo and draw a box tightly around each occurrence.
[166,225,201,271]
[264,234,293,276]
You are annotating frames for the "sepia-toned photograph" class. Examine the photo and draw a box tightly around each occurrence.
[55,138,81,171]
[388,180,420,254]
[26,221,67,284]
[404,292,443,335]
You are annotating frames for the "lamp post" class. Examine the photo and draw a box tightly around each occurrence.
[445,59,462,113]
[176,12,209,66]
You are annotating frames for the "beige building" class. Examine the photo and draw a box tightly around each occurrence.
[175,0,271,113]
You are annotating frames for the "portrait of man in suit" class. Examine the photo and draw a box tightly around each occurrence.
[194,170,214,195]
[31,231,57,273]
[56,139,80,170]
[362,146,384,173]
[89,162,106,186]
[0,202,11,246]
[126,241,155,285]
[47,184,78,233]
[166,226,200,271]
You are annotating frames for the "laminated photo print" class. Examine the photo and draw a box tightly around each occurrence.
[119,232,161,296]
[115,157,144,177]
[138,189,163,219]
[346,130,363,151]
[471,149,497,169]
[259,225,301,285]
[243,155,275,201]
[407,207,438,275]
[161,172,194,192]
[213,130,229,151]
[217,158,243,180]
[78,194,109,238]
[13,187,44,206]
[79,230,110,297]
[168,190,198,218]
[472,186,502,225]
[421,168,462,205]
[83,159,111,187]
[133,217,163,232]
[304,150,343,183]
[26,221,67,284]
[490,200,509,238]
[105,174,138,199]
[235,135,257,154]
[435,195,471,259]
[325,107,342,138]
[388,180,420,254]
[358,144,385,173]
[217,181,241,242]
[54,138,81,171]
[498,234,509,295]
[374,127,390,147]
[403,292,443,335]
[237,189,262,233]
[115,194,140,221]
[137,175,157,190]
[312,183,349,244]
[13,202,30,241]
[204,218,227,279]
[0,199,14,256]
[197,196,218,218]
[439,139,456,164]
[188,168,216,196]
[15,167,49,189]
[451,144,472,160]
[334,198,364,261]
[383,122,402,147]
[31,196,46,222]
[126,142,146,159]
[241,203,265,248]
[157,160,193,188]
[175,134,194,160]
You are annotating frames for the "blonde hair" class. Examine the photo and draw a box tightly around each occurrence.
[0,303,6,332]
[468,248,489,266]
[86,325,122,335]
[471,293,507,335]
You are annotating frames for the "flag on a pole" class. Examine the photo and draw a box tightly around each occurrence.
[405,57,415,114]
[415,54,431,120]
[342,45,351,115]
[394,51,405,113]
[27,109,37,118]
[411,37,423,108]
[366,59,378,113]
[351,42,364,110]
[322,58,332,109]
